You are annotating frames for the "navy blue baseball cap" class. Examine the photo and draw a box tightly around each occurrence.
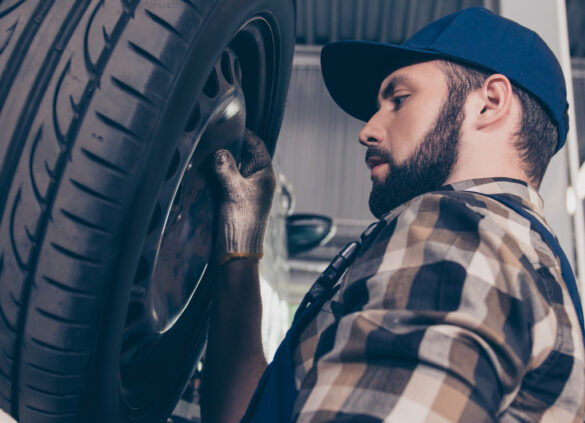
[321,7,569,152]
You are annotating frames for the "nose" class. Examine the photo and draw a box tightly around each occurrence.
[359,112,385,147]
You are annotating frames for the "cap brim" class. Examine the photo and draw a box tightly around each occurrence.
[321,41,440,122]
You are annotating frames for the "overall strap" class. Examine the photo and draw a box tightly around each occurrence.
[478,193,585,344]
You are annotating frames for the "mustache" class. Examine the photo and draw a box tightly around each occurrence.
[365,147,393,164]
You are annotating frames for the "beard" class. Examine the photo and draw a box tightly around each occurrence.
[368,91,465,218]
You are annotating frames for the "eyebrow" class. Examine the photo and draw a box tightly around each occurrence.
[377,75,411,109]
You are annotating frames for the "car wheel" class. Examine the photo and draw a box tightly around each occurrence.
[0,0,295,422]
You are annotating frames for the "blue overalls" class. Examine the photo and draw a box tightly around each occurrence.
[239,193,585,423]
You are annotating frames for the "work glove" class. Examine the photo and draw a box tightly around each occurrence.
[211,130,276,265]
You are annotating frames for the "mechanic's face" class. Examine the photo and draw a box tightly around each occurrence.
[359,61,464,218]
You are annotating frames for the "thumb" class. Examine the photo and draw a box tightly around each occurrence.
[240,130,271,178]
[213,149,241,193]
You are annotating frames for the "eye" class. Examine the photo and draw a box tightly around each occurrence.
[392,95,409,110]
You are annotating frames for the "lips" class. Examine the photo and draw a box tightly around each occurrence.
[365,149,391,179]
[366,156,387,170]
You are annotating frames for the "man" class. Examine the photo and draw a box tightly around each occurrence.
[202,7,585,423]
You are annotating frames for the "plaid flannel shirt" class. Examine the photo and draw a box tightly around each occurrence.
[292,178,585,422]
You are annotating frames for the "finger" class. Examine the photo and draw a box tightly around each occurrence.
[213,149,240,193]
[240,130,271,178]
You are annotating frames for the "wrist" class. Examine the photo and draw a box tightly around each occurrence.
[213,257,261,297]
[217,252,263,266]
[215,217,269,265]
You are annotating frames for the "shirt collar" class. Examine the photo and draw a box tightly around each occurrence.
[381,177,544,222]
[438,177,544,215]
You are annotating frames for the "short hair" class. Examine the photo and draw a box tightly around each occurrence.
[437,60,559,187]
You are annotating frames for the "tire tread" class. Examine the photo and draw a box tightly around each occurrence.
[24,384,78,400]
[41,276,95,298]
[29,338,85,356]
[24,403,76,418]
[127,40,172,73]
[180,0,202,14]
[69,178,122,207]
[110,75,158,108]
[49,242,103,266]
[27,362,83,378]
[144,8,186,42]
[34,308,91,328]
[59,207,116,235]
[0,0,53,117]
[0,361,11,380]
[0,1,27,20]
[0,0,141,418]
[0,0,294,421]
[95,110,142,140]
[0,302,15,333]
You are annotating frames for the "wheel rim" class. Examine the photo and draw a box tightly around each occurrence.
[144,49,245,338]
[118,16,277,413]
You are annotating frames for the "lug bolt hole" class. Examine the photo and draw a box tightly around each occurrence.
[221,51,234,84]
[165,149,181,181]
[203,68,219,98]
[134,256,150,284]
[184,104,201,133]
[234,57,242,83]
[122,331,147,354]
[148,203,162,235]
[125,301,145,327]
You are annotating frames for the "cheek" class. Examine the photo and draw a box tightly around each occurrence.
[389,106,439,161]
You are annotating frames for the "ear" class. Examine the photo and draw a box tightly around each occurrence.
[475,74,514,130]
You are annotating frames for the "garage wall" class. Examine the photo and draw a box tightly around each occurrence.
[573,58,585,164]
[274,60,372,222]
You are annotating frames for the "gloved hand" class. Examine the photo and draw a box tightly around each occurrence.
[211,130,276,265]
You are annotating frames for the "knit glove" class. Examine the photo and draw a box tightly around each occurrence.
[211,130,276,265]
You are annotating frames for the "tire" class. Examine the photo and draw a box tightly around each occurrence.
[0,1,295,422]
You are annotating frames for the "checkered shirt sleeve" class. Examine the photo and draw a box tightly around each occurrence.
[292,187,585,422]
